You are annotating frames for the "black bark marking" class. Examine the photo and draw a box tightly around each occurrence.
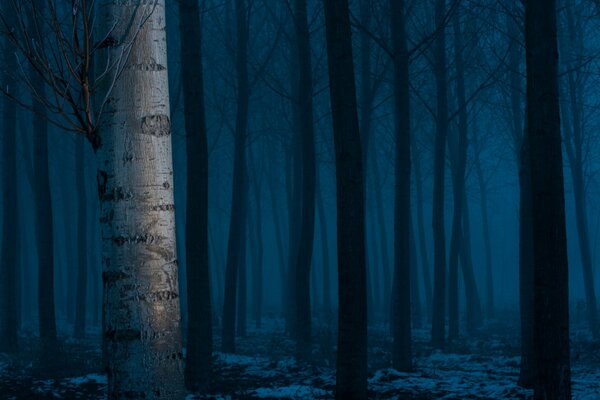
[112,234,159,246]
[102,270,129,284]
[97,170,108,201]
[102,187,134,202]
[141,115,171,137]
[127,62,166,71]
[104,328,141,342]
[138,290,179,303]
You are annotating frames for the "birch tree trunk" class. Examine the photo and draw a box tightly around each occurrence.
[97,1,185,398]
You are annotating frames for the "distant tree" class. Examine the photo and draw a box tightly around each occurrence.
[323,0,368,398]
[222,0,250,353]
[390,0,412,372]
[525,0,571,397]
[431,0,450,349]
[293,0,317,359]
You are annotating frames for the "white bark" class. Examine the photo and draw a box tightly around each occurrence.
[97,1,184,398]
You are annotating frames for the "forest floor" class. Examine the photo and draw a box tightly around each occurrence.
[1,317,599,399]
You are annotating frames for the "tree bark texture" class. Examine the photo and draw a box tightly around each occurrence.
[97,2,185,398]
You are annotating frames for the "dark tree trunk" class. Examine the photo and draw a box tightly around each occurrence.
[525,0,571,397]
[473,133,494,319]
[222,0,250,354]
[0,39,19,352]
[267,159,288,318]
[410,216,422,329]
[293,0,317,358]
[74,136,88,339]
[249,151,264,330]
[448,5,468,341]
[237,230,248,338]
[518,133,535,388]
[431,0,449,349]
[316,181,332,316]
[459,195,483,333]
[413,143,433,319]
[390,0,412,372]
[323,0,368,397]
[30,46,58,363]
[179,0,212,389]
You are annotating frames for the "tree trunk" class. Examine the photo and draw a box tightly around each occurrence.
[323,0,368,397]
[390,0,412,372]
[413,143,433,319]
[178,0,212,390]
[410,216,422,329]
[473,132,494,319]
[459,195,483,333]
[448,5,468,341]
[267,159,288,318]
[249,151,264,330]
[293,0,317,359]
[237,229,248,337]
[518,133,535,388]
[29,25,58,362]
[97,2,185,397]
[431,0,449,349]
[74,136,88,339]
[316,181,332,316]
[525,0,571,397]
[222,0,250,353]
[0,37,19,352]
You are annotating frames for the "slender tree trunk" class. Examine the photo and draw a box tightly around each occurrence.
[371,157,392,319]
[74,136,88,339]
[237,229,248,337]
[431,0,449,349]
[249,151,264,330]
[29,31,58,362]
[448,5,468,341]
[97,2,185,397]
[0,39,19,352]
[316,181,332,316]
[178,0,212,390]
[473,135,494,319]
[390,0,412,372]
[222,0,250,353]
[459,195,483,333]
[323,0,367,397]
[267,161,287,318]
[413,144,433,319]
[293,0,317,358]
[525,0,571,397]
[410,216,422,329]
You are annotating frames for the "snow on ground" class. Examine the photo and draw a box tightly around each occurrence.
[3,318,600,399]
